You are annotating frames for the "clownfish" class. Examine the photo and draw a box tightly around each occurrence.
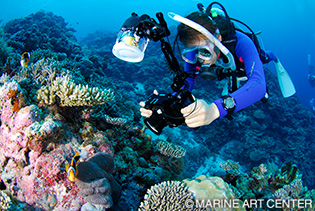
[65,152,81,182]
[20,52,31,68]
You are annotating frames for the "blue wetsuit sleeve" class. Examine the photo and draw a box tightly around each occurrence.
[213,31,266,118]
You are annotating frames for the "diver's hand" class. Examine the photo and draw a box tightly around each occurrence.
[181,99,220,128]
[139,90,159,118]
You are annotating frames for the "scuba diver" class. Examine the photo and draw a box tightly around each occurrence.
[112,2,296,133]
[139,2,295,128]
[307,54,315,87]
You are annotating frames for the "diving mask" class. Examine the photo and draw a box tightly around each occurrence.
[181,42,216,64]
[168,12,236,70]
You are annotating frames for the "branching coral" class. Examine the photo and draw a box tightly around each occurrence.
[273,178,304,200]
[0,73,10,84]
[103,114,127,126]
[0,191,11,210]
[156,140,186,158]
[13,58,69,85]
[220,160,241,176]
[138,181,195,210]
[37,75,114,107]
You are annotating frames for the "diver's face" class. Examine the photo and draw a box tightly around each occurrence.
[186,34,222,66]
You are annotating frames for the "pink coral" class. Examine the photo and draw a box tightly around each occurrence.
[0,81,84,210]
[0,80,118,210]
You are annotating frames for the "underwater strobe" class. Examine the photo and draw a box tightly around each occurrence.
[112,12,170,62]
[113,12,196,135]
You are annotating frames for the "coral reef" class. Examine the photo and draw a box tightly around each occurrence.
[138,181,195,210]
[0,29,12,67]
[36,75,114,107]
[0,191,11,210]
[273,178,304,200]
[0,79,113,210]
[156,140,186,158]
[103,114,127,126]
[219,160,241,177]
[0,11,315,210]
[3,10,82,57]
[183,175,238,202]
[36,192,57,211]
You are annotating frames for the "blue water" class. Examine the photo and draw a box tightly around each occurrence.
[1,0,315,107]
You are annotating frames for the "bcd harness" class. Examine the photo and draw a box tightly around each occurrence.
[199,2,269,101]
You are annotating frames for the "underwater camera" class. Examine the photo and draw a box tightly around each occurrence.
[113,12,196,135]
[144,90,194,135]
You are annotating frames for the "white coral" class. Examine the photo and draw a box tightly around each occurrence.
[37,76,114,107]
[0,191,11,210]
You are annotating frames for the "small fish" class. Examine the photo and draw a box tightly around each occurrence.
[65,152,80,182]
[20,52,31,68]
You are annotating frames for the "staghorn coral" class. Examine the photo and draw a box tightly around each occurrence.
[220,160,241,176]
[103,114,127,126]
[156,140,186,158]
[37,75,114,107]
[0,191,11,210]
[138,181,195,211]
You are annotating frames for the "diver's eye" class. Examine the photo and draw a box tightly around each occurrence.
[198,48,212,57]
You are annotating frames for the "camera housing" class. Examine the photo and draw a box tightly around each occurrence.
[144,91,193,135]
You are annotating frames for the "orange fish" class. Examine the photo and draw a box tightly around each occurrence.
[20,52,31,68]
[65,152,80,182]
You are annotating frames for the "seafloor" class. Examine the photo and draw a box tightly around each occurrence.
[0,10,314,211]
